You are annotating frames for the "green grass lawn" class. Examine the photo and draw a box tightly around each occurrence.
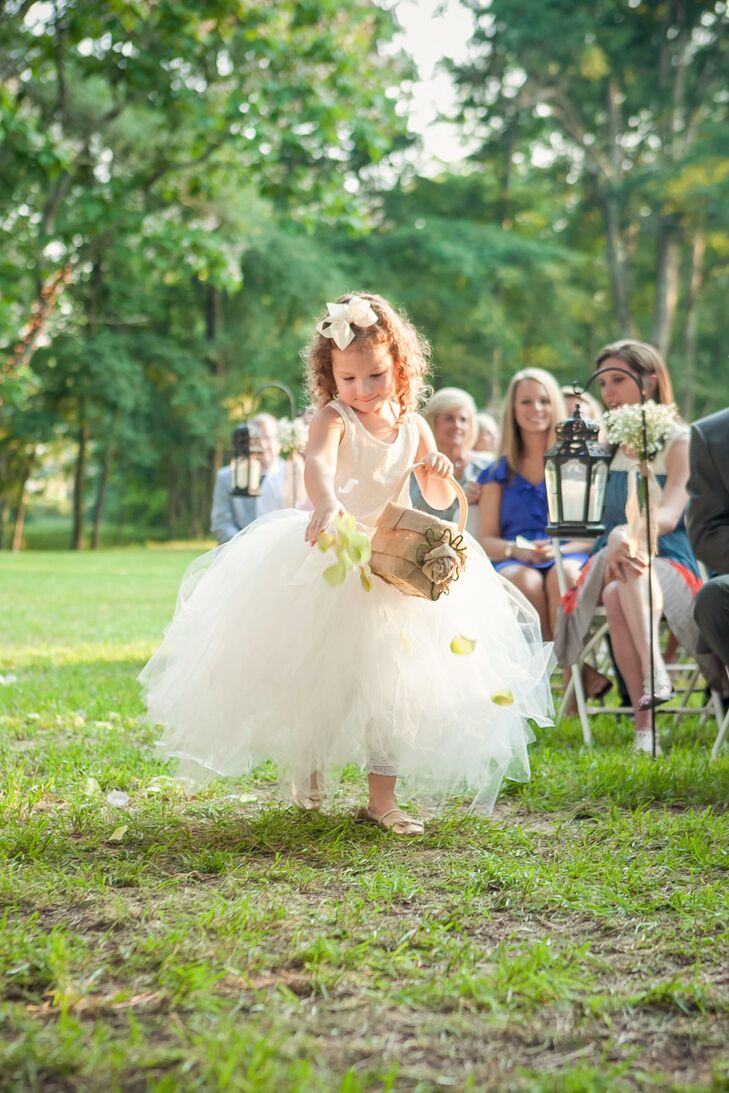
[1,549,728,1092]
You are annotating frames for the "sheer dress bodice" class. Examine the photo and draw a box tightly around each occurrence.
[330,399,420,527]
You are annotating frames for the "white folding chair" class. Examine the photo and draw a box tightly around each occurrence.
[711,667,729,759]
[552,540,724,749]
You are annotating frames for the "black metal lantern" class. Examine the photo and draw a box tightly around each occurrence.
[544,395,612,538]
[229,382,298,499]
[230,422,264,497]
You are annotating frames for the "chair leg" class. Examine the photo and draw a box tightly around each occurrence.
[556,672,574,726]
[572,661,592,747]
[712,705,729,760]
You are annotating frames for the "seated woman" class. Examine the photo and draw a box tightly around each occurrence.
[477,367,593,646]
[554,340,707,753]
[473,411,500,463]
[410,387,490,536]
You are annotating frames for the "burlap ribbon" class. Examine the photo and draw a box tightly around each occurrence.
[625,460,663,562]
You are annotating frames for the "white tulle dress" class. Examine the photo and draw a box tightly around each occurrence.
[139,399,554,811]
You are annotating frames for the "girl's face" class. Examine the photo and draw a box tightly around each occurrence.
[433,406,471,454]
[331,341,395,415]
[513,379,552,435]
[597,358,657,409]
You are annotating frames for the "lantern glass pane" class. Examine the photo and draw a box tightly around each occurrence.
[588,460,608,522]
[249,457,262,494]
[560,459,588,522]
[232,457,248,491]
[544,458,559,523]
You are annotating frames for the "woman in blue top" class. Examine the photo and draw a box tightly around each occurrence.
[554,340,708,753]
[477,368,591,643]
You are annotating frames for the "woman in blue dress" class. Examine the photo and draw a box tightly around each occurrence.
[477,367,592,644]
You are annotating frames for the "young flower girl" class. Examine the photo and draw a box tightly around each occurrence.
[139,293,553,834]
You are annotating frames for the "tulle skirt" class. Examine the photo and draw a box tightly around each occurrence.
[139,510,555,811]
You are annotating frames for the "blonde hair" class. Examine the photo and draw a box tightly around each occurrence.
[476,411,499,440]
[499,368,567,476]
[560,387,603,422]
[305,292,431,415]
[594,340,675,404]
[423,387,478,451]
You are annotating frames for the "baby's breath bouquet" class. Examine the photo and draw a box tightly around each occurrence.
[603,400,678,561]
[277,417,308,459]
[603,400,678,460]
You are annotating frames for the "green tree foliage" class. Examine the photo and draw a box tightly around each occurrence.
[452,0,729,406]
[2,1,728,548]
[0,0,412,544]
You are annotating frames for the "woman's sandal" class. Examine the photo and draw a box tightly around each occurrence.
[638,668,674,711]
[357,807,424,836]
[583,664,612,700]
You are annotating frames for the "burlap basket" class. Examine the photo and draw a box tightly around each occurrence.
[370,462,469,601]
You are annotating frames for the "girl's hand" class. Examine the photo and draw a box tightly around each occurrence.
[421,451,454,480]
[305,500,343,546]
[605,525,645,582]
[463,481,481,505]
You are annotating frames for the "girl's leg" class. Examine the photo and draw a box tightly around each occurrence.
[365,773,424,836]
[291,770,324,810]
[602,580,651,732]
[501,565,550,639]
[367,772,398,815]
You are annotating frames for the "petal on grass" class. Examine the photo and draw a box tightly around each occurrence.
[106,790,130,808]
[108,825,128,842]
[450,635,477,656]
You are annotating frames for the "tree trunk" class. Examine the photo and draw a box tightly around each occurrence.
[71,414,89,549]
[600,189,633,334]
[681,230,705,420]
[0,499,7,549]
[490,126,515,401]
[72,259,102,550]
[213,438,225,476]
[167,473,183,537]
[115,474,126,545]
[205,283,223,346]
[92,440,114,549]
[651,218,681,357]
[12,465,31,552]
[190,468,202,538]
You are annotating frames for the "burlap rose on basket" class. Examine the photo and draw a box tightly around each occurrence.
[369,463,468,600]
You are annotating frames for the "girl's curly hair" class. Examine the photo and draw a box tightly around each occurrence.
[304,292,431,416]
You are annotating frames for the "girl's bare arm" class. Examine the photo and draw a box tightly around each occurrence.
[303,406,345,544]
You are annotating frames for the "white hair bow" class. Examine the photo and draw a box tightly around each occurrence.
[316,295,378,351]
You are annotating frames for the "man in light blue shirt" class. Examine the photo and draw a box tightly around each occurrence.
[211,414,284,543]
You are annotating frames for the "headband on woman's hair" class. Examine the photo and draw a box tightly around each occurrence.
[316,295,378,351]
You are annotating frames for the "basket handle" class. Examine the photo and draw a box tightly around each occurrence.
[391,461,469,534]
